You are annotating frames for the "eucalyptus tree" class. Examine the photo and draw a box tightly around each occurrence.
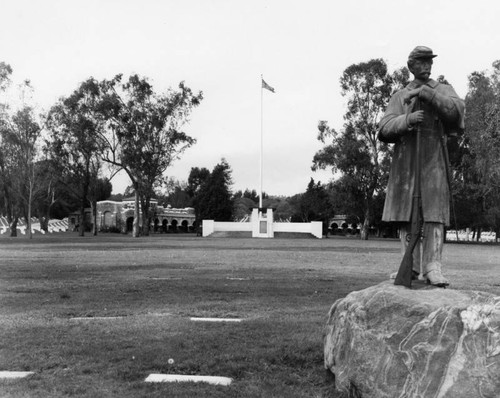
[9,106,42,238]
[45,80,103,236]
[0,125,22,235]
[0,67,43,238]
[96,75,203,236]
[313,59,409,239]
[0,62,14,232]
[459,62,500,240]
[32,159,60,232]
[0,107,43,238]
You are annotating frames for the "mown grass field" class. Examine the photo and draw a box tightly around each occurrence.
[0,233,499,397]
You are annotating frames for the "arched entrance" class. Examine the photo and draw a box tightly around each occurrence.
[330,222,339,235]
[170,219,178,232]
[126,217,134,233]
[181,220,188,233]
[351,223,359,235]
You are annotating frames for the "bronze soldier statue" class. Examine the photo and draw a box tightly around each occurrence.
[378,46,465,287]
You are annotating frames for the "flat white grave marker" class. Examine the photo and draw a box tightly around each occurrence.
[0,371,34,379]
[149,277,182,280]
[145,374,232,385]
[190,317,242,323]
[147,312,172,317]
[70,316,125,321]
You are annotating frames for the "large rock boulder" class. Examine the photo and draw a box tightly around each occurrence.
[324,281,500,397]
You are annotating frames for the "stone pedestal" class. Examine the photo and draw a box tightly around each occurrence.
[324,281,500,398]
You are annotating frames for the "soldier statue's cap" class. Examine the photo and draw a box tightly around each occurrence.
[408,46,437,60]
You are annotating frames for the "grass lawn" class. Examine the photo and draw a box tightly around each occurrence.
[0,233,498,397]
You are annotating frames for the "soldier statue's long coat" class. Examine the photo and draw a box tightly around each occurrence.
[378,79,465,225]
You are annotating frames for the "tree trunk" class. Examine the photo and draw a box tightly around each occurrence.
[94,201,98,236]
[133,190,140,237]
[28,180,33,239]
[80,165,90,237]
[9,217,18,237]
[142,215,150,236]
[91,200,98,236]
[360,208,370,240]
[41,190,54,233]
[79,206,85,237]
[27,205,32,239]
[142,197,151,236]
[360,218,370,240]
[41,215,49,233]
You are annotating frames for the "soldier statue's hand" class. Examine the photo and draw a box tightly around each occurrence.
[403,88,422,105]
[407,110,425,126]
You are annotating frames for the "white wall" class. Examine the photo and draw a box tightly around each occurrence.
[202,219,322,239]
[273,221,322,238]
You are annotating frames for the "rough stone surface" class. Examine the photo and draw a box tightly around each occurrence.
[324,281,500,398]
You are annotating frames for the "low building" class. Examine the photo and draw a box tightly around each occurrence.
[328,215,351,232]
[68,197,196,233]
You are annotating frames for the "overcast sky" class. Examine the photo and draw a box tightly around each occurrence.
[1,0,499,196]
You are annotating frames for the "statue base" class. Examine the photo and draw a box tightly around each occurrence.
[324,280,500,397]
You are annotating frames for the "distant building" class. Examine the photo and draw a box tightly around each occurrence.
[68,197,196,233]
[328,215,362,235]
[328,215,350,231]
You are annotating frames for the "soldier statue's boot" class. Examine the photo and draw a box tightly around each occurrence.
[390,269,420,280]
[424,261,449,288]
[422,223,449,287]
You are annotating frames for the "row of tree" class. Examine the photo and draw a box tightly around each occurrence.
[1,62,202,238]
[313,58,500,241]
[455,63,500,238]
[2,58,500,241]
[0,60,362,240]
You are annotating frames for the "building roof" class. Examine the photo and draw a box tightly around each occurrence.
[123,196,158,202]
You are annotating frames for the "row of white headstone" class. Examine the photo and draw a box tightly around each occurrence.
[0,219,68,235]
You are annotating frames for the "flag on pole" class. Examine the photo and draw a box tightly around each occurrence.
[262,78,275,93]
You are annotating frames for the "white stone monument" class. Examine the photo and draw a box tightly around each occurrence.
[251,208,274,238]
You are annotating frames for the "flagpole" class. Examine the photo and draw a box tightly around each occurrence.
[260,74,263,209]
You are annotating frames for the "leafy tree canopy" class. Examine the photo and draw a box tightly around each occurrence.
[94,74,202,236]
[456,61,500,237]
[192,159,234,222]
[313,59,408,239]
